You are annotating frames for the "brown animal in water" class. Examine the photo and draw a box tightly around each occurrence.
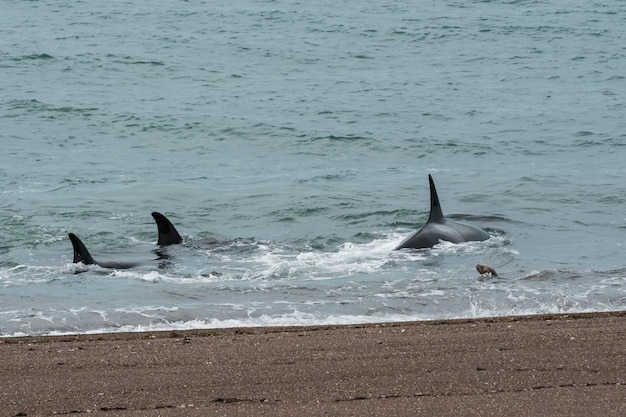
[476,264,498,277]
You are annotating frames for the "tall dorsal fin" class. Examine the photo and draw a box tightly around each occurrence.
[427,174,445,223]
[68,233,97,265]
[151,212,183,246]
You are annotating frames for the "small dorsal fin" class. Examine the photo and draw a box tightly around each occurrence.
[427,174,445,223]
[68,233,97,265]
[151,212,183,246]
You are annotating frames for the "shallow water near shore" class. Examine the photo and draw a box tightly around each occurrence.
[1,0,625,336]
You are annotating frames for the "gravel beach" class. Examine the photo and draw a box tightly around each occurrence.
[2,312,625,416]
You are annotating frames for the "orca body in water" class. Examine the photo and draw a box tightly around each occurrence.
[395,175,490,250]
[68,233,141,269]
[68,212,183,270]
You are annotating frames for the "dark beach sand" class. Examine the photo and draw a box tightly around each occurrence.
[2,312,625,417]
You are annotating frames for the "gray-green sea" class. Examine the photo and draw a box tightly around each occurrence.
[1,0,625,336]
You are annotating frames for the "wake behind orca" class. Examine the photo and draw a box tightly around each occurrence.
[395,175,490,250]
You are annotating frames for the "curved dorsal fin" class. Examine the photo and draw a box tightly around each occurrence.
[68,233,97,265]
[427,174,445,223]
[151,212,183,246]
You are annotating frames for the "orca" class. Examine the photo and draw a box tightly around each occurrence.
[68,233,140,269]
[152,211,252,253]
[151,211,183,245]
[395,175,490,250]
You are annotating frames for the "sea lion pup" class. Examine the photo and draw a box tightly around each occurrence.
[476,264,498,277]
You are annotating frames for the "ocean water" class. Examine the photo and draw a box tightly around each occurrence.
[1,0,625,336]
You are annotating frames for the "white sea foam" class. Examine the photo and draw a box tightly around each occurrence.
[241,233,416,281]
[110,270,165,282]
[5,303,625,339]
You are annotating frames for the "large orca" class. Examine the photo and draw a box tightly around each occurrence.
[395,175,490,250]
[68,233,140,269]
[151,211,183,245]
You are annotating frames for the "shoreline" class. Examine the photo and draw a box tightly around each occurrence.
[3,310,625,342]
[3,310,625,416]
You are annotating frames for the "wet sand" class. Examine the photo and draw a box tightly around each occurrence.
[2,312,625,416]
